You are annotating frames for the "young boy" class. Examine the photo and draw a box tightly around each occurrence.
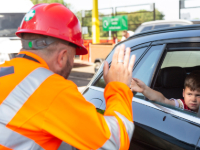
[130,70,200,113]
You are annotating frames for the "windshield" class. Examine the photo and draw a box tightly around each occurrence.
[0,13,25,37]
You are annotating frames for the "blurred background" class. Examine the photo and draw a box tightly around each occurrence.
[0,0,200,90]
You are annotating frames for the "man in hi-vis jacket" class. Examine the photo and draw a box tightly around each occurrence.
[0,3,135,150]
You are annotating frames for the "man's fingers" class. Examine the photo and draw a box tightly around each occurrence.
[112,46,120,65]
[128,55,136,73]
[118,44,125,64]
[103,61,109,83]
[124,47,131,68]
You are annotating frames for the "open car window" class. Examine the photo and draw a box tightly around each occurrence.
[152,44,200,117]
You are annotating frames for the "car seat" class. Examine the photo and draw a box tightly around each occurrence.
[184,65,200,74]
[154,67,186,99]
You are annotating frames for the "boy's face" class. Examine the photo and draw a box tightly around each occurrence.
[183,87,200,112]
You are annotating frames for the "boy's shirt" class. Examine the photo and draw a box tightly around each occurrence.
[170,98,193,111]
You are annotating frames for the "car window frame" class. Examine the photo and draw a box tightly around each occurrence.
[88,42,152,88]
[132,44,167,99]
[144,41,200,124]
[90,46,150,89]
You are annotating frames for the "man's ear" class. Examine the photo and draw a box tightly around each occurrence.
[183,89,185,98]
[57,49,67,68]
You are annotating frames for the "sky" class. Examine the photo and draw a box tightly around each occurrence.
[65,0,200,20]
[0,0,33,13]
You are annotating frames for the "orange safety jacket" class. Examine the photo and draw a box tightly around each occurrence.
[0,51,134,150]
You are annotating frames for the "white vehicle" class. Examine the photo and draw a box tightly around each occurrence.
[134,20,193,34]
[0,0,33,64]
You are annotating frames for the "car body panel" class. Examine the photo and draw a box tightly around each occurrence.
[84,86,200,149]
[83,25,200,149]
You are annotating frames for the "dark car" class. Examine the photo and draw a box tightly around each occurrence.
[82,25,200,150]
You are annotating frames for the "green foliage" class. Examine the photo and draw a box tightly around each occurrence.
[30,0,71,8]
[75,11,82,25]
[118,9,165,31]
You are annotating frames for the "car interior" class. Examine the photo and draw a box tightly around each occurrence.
[154,66,200,99]
[152,48,200,114]
[154,66,186,99]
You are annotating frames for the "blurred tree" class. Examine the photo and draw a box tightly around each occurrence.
[118,9,165,32]
[30,0,71,8]
[79,9,164,39]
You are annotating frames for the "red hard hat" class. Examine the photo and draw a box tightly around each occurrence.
[16,3,88,55]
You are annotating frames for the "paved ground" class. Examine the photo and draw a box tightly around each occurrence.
[69,59,95,92]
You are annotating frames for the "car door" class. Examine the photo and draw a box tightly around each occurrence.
[83,43,168,149]
[131,42,200,150]
[83,41,200,149]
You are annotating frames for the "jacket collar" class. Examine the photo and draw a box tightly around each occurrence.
[17,51,49,69]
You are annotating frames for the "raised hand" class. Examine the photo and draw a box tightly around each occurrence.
[103,44,136,86]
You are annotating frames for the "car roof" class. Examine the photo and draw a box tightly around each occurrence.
[114,24,200,51]
[128,24,200,41]
[141,20,193,26]
[106,24,200,64]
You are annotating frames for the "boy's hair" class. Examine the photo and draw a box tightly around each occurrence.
[184,70,200,91]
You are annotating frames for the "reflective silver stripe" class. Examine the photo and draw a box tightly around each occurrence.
[115,111,134,142]
[98,116,120,150]
[57,141,77,150]
[0,67,53,150]
[0,123,44,150]
[0,67,53,124]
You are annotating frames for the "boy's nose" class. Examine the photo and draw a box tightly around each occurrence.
[191,96,197,102]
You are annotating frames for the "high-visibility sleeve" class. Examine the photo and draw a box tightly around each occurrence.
[104,82,134,150]
[43,81,134,150]
[0,145,12,150]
